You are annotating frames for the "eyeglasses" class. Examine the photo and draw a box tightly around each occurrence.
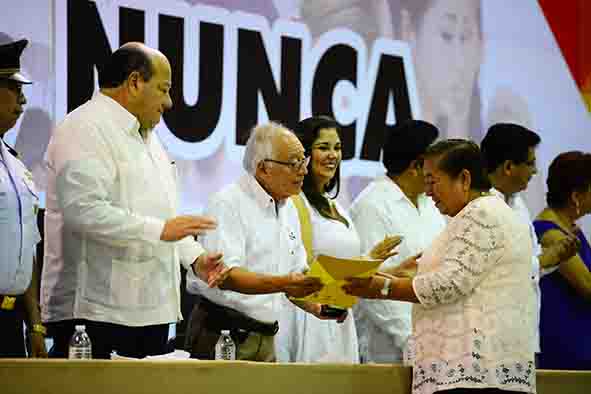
[264,156,310,172]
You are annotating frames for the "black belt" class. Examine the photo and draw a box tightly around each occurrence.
[198,297,279,337]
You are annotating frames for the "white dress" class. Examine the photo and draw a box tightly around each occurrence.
[283,193,360,363]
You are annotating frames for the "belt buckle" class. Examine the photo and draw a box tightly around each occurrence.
[1,296,16,310]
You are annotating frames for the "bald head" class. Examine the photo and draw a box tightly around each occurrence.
[99,42,168,89]
[99,42,173,132]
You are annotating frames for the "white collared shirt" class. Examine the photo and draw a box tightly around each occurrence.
[42,92,204,326]
[0,140,40,295]
[186,174,307,324]
[349,176,446,363]
[490,187,543,352]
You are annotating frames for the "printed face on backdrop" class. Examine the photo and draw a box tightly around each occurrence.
[402,0,482,138]
[310,127,342,190]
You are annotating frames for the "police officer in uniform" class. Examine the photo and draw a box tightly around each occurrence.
[0,38,47,357]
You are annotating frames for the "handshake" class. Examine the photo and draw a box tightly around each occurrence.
[283,272,348,322]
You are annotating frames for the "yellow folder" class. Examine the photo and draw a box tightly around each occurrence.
[297,254,383,308]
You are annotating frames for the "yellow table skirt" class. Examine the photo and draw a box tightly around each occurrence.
[0,359,588,394]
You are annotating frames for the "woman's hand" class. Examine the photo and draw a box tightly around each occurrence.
[369,235,403,260]
[383,253,421,278]
[342,272,395,299]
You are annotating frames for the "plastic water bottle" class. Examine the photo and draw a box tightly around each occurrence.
[214,330,236,360]
[68,325,92,359]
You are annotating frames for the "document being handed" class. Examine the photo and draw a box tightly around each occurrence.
[297,255,384,308]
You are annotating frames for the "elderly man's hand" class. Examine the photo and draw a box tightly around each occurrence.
[369,235,403,260]
[342,273,393,299]
[193,252,229,288]
[306,303,348,323]
[160,215,217,242]
[283,273,323,298]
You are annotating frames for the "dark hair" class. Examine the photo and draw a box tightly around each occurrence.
[294,115,347,226]
[394,0,483,141]
[383,119,438,175]
[546,151,591,208]
[98,46,153,88]
[480,123,541,172]
[425,139,491,191]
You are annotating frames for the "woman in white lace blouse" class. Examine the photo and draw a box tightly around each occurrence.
[345,140,537,394]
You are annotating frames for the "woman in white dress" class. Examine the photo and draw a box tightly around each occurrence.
[345,139,536,394]
[283,116,397,363]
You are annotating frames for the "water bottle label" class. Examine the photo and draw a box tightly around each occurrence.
[68,347,92,359]
[215,335,236,360]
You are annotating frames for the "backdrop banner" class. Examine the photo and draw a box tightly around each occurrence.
[2,0,590,234]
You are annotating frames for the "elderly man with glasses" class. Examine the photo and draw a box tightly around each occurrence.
[184,122,337,362]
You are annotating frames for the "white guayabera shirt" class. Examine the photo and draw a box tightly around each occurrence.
[490,187,543,353]
[349,176,446,363]
[186,174,308,326]
[411,195,536,394]
[42,92,204,326]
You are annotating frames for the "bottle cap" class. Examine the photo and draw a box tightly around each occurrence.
[75,325,86,331]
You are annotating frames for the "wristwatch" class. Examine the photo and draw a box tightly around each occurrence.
[380,277,392,298]
[30,323,47,336]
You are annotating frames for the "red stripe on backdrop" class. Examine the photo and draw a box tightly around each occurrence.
[539,0,591,110]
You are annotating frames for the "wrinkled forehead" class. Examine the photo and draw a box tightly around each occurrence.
[274,131,304,160]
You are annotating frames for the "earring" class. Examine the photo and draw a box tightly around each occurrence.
[575,200,581,216]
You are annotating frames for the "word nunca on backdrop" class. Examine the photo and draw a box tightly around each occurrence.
[55,0,419,175]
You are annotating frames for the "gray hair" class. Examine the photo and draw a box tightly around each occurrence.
[242,122,292,174]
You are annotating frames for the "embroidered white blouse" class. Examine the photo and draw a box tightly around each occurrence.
[411,195,536,394]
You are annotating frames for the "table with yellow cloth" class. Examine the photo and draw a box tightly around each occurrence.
[0,360,588,394]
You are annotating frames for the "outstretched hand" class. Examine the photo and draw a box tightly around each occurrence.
[369,235,403,260]
[342,272,393,299]
[283,273,323,298]
[384,253,421,278]
[193,251,229,288]
[161,215,217,242]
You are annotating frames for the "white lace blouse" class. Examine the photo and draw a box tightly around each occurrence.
[410,195,537,394]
